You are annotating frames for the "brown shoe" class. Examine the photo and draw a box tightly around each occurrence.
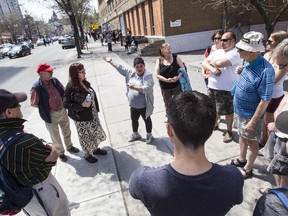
[223,131,233,143]
[67,146,80,153]
[59,154,68,162]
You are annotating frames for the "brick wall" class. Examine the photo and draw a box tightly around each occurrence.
[99,0,288,37]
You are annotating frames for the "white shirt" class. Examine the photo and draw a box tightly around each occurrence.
[264,52,287,99]
[207,47,243,91]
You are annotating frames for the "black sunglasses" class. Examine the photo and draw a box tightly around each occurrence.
[214,37,222,40]
[221,38,232,42]
[278,62,288,70]
[266,40,274,45]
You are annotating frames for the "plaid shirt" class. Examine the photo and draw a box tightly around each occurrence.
[233,55,275,118]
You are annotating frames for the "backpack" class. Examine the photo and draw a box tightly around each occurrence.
[0,131,33,215]
[268,186,288,210]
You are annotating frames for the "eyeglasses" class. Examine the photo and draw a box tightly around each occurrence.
[221,38,232,42]
[278,62,288,70]
[78,69,86,74]
[266,40,274,45]
[214,37,222,40]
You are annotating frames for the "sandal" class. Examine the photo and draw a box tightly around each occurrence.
[259,188,270,195]
[258,148,264,156]
[259,141,266,148]
[228,158,247,168]
[241,168,253,180]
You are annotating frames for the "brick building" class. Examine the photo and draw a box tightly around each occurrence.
[98,0,288,53]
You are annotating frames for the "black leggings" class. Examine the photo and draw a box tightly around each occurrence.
[130,107,152,133]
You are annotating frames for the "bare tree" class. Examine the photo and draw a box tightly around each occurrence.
[53,0,82,58]
[2,13,23,44]
[193,0,288,37]
[73,0,92,48]
[249,0,288,37]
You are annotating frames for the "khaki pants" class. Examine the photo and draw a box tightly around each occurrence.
[24,173,71,216]
[45,108,73,154]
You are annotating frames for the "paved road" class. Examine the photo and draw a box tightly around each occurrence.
[17,39,274,216]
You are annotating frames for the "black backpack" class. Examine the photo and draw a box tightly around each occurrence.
[0,131,33,215]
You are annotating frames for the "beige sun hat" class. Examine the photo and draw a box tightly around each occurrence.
[236,31,265,52]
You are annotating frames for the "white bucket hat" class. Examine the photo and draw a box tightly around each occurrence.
[236,31,265,52]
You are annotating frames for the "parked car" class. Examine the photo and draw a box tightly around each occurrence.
[22,40,34,49]
[62,37,75,49]
[52,36,59,41]
[8,44,31,59]
[36,38,44,46]
[58,36,66,44]
[2,45,13,56]
[0,47,4,59]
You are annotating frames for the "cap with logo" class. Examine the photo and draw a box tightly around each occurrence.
[236,31,265,52]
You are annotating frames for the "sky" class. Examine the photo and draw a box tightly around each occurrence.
[18,0,98,22]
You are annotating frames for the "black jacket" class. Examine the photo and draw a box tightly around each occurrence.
[63,83,99,121]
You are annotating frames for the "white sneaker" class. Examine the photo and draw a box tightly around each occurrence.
[146,134,153,144]
[128,133,141,142]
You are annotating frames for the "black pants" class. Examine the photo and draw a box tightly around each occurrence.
[108,43,112,51]
[130,107,152,133]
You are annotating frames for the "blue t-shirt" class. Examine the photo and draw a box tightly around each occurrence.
[233,55,275,118]
[129,163,244,216]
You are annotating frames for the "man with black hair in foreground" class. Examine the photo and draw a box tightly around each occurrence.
[129,91,244,216]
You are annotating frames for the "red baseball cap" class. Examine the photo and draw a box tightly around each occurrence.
[37,63,54,73]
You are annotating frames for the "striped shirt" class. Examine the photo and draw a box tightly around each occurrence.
[0,118,56,187]
[233,55,275,118]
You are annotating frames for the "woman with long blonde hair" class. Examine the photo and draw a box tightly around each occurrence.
[259,31,288,149]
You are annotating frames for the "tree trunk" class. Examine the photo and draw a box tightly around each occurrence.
[69,14,82,58]
[78,20,85,49]
[222,0,228,31]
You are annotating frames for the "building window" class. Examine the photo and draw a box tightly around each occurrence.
[148,0,155,35]
[141,3,147,35]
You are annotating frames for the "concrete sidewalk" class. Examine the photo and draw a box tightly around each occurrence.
[24,40,274,216]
